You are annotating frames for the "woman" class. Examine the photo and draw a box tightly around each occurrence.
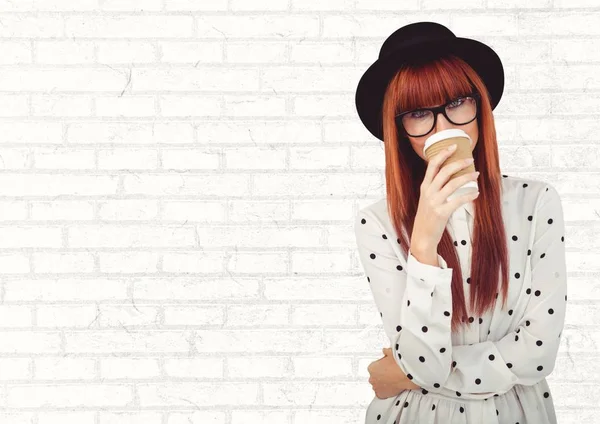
[353,22,567,423]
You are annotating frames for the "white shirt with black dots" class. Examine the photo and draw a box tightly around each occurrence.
[355,176,566,424]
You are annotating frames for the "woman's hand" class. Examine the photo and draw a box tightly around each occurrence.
[367,347,421,399]
[411,144,480,251]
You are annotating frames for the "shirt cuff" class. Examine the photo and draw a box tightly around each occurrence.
[406,248,453,285]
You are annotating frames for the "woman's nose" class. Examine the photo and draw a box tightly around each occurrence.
[435,112,453,132]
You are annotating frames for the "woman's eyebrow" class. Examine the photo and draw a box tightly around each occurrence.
[418,96,463,109]
[414,101,445,109]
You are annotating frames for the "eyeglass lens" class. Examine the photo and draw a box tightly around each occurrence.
[401,96,477,137]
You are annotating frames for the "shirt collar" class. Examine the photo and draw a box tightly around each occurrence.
[463,200,474,218]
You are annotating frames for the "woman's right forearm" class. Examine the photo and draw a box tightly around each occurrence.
[410,245,440,267]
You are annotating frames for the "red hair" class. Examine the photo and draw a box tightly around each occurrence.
[381,53,509,333]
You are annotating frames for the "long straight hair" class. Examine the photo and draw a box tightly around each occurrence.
[381,53,509,332]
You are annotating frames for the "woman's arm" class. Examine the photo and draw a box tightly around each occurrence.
[354,207,454,388]
[421,184,567,400]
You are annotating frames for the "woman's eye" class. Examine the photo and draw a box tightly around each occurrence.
[448,98,465,108]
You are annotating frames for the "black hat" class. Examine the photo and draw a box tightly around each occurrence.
[355,21,505,142]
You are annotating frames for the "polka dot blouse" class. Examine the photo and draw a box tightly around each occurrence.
[354,177,567,424]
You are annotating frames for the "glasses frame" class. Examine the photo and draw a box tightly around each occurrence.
[395,91,481,138]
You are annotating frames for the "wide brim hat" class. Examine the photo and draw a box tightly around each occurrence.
[355,21,505,142]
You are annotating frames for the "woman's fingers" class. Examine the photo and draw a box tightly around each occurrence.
[422,143,456,187]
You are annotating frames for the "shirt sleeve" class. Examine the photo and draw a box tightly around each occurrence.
[432,184,568,400]
[354,207,455,388]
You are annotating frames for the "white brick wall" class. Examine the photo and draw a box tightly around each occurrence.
[0,1,597,423]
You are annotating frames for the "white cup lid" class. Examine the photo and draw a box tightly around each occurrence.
[423,128,472,156]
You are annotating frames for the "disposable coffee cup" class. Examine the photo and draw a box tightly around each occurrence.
[422,128,478,203]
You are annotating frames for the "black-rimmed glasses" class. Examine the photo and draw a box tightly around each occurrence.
[395,92,481,138]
